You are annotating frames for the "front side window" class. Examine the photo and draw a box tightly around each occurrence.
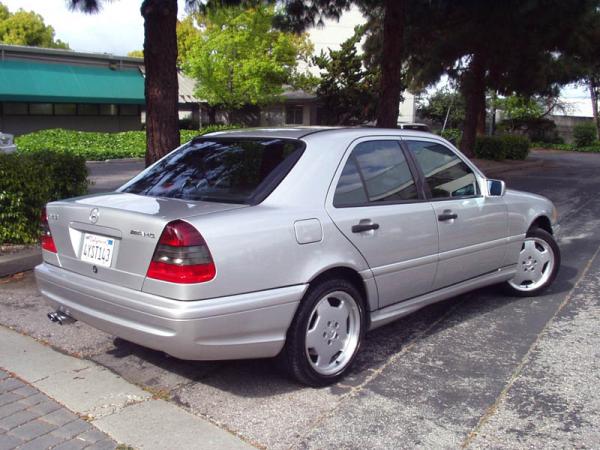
[120,138,304,204]
[405,140,479,199]
[333,140,419,207]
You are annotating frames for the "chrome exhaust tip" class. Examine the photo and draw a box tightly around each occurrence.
[47,311,76,325]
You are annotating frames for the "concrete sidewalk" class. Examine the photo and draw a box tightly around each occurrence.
[0,327,253,450]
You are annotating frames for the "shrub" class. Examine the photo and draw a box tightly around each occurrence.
[498,135,530,160]
[474,136,507,161]
[0,150,88,244]
[439,128,462,145]
[16,125,238,161]
[573,122,597,147]
[474,134,531,161]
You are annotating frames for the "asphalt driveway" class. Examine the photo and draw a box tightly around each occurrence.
[1,150,599,448]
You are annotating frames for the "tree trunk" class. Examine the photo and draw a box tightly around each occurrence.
[460,52,486,157]
[141,0,180,166]
[375,0,405,128]
[590,78,600,140]
[477,87,486,135]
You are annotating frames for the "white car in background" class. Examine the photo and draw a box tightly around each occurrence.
[0,132,17,154]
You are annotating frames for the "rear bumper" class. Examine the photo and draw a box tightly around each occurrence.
[35,263,306,360]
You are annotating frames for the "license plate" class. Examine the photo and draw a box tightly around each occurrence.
[81,234,115,267]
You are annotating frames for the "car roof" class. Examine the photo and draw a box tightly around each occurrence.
[201,126,437,141]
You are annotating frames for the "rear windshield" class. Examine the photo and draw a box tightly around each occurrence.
[119,137,304,204]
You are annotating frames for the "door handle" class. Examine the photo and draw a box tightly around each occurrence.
[352,222,380,233]
[438,211,458,221]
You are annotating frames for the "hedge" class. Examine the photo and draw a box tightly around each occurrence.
[532,142,600,153]
[573,122,597,147]
[474,135,530,161]
[0,150,88,244]
[15,125,238,161]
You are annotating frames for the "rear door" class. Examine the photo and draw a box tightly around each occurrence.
[326,138,439,309]
[403,138,508,289]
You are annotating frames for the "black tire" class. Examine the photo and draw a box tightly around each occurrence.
[504,227,561,297]
[278,278,366,387]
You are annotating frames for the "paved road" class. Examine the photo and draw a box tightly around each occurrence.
[2,150,599,449]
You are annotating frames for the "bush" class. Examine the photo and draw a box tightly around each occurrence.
[573,122,597,147]
[439,128,462,145]
[498,135,530,160]
[497,117,562,144]
[0,150,88,244]
[474,136,507,161]
[474,134,531,161]
[532,141,600,153]
[16,125,238,161]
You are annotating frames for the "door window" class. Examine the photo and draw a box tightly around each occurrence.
[405,140,479,199]
[333,140,418,207]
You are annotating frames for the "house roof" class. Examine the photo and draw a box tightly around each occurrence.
[0,59,145,104]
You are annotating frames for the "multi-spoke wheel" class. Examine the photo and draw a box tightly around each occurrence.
[279,278,365,386]
[505,227,560,296]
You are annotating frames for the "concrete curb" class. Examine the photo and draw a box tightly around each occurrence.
[0,326,253,450]
[0,248,42,278]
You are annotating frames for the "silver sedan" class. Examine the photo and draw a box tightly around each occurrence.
[36,128,560,386]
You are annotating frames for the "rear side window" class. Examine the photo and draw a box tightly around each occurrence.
[405,140,479,199]
[333,140,419,207]
[119,138,304,204]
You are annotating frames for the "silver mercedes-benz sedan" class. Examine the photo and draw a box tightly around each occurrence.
[36,128,560,386]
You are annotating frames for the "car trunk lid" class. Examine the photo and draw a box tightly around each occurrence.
[45,192,246,290]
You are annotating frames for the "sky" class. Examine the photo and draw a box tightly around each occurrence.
[2,0,590,112]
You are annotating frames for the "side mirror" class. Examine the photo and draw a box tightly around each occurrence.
[487,179,506,197]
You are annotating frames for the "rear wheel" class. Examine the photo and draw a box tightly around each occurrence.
[505,227,560,296]
[280,278,365,387]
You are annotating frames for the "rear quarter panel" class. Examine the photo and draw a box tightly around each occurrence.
[141,205,373,303]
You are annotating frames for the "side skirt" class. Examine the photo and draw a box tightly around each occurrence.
[368,265,517,331]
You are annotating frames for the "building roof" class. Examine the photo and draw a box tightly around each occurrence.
[0,59,144,104]
[0,44,198,105]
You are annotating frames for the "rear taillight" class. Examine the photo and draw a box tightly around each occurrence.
[146,220,216,284]
[40,207,57,253]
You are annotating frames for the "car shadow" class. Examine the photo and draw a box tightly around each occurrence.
[99,264,578,397]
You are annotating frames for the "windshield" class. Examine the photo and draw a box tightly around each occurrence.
[119,137,304,204]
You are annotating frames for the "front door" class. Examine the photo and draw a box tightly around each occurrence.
[403,138,509,289]
[326,138,439,309]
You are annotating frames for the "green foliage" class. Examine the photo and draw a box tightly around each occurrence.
[573,122,597,147]
[417,90,466,129]
[177,16,200,66]
[184,5,316,114]
[499,135,530,160]
[496,95,544,121]
[127,49,144,58]
[439,128,462,145]
[474,136,507,161]
[474,135,531,161]
[0,150,87,244]
[0,2,69,48]
[16,126,237,161]
[313,26,377,125]
[497,117,562,144]
[532,141,600,153]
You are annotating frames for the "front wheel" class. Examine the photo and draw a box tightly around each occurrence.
[505,227,560,296]
[279,278,365,387]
